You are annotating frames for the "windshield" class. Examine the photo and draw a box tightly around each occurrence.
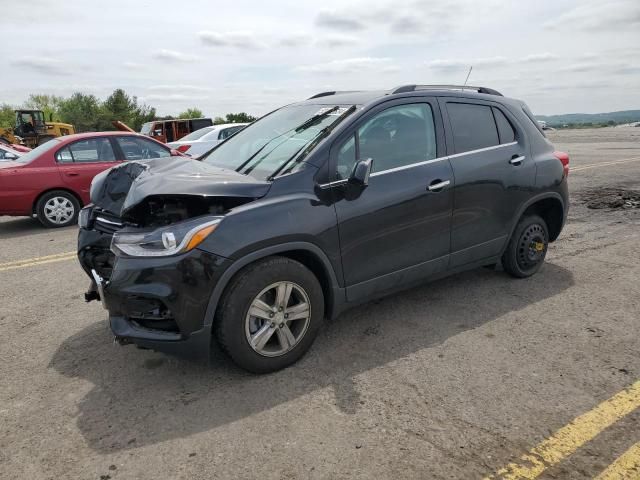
[201,104,353,180]
[13,139,61,163]
[180,126,215,141]
[140,122,153,135]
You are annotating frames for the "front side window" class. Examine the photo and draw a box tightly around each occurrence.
[115,136,171,160]
[447,102,499,154]
[201,104,356,181]
[218,125,244,140]
[336,103,437,178]
[56,138,116,163]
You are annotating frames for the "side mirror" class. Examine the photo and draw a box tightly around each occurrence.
[348,158,373,187]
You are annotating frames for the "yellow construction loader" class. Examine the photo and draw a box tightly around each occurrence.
[0,110,75,147]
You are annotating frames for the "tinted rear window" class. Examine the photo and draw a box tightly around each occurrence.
[447,103,499,154]
[492,107,516,144]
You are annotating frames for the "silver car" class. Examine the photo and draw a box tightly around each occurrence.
[167,123,248,158]
[0,144,24,161]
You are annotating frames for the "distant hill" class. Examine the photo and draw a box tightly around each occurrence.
[536,110,640,127]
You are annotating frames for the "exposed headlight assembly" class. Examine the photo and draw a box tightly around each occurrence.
[78,206,93,229]
[111,216,221,257]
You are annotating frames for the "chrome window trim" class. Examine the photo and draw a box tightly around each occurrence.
[96,216,123,227]
[319,141,517,187]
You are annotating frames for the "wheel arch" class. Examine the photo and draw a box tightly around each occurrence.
[203,242,344,332]
[509,193,566,243]
[33,187,84,214]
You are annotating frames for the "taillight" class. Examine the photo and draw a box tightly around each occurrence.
[177,144,191,153]
[554,151,569,177]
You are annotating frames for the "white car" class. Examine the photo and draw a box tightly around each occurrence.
[0,144,23,161]
[167,123,248,157]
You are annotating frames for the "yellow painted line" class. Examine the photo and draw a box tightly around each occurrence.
[0,251,76,272]
[595,442,640,480]
[572,156,640,172]
[486,380,640,480]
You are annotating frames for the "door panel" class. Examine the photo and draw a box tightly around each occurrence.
[56,137,120,203]
[441,99,535,267]
[335,160,454,300]
[329,99,453,301]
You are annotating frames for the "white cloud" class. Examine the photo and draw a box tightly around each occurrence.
[316,34,360,48]
[279,33,312,47]
[152,49,199,63]
[519,53,559,63]
[295,57,394,74]
[148,85,211,93]
[11,56,69,75]
[123,61,146,70]
[315,11,366,31]
[198,31,265,49]
[544,0,640,31]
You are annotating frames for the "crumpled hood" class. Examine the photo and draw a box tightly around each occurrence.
[90,157,271,217]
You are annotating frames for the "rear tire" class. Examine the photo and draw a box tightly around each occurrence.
[35,190,80,228]
[216,256,324,373]
[502,214,549,278]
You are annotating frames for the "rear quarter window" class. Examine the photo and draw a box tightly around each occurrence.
[492,107,516,144]
[447,102,499,154]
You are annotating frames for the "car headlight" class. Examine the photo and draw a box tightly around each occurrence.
[111,216,221,257]
[78,206,93,229]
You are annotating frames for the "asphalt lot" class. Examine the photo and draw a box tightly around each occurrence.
[1,127,639,479]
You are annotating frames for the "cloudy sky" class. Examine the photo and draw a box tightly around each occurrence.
[5,0,640,116]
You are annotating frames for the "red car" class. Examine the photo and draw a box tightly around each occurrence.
[0,132,182,227]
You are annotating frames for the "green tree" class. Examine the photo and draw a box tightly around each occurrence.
[225,112,257,123]
[58,93,102,132]
[23,94,63,122]
[214,112,257,124]
[0,104,15,128]
[98,89,156,131]
[178,108,204,119]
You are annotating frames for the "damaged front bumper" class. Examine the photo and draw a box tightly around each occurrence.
[79,224,230,361]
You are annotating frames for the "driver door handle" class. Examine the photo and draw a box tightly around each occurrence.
[510,155,525,166]
[428,179,451,192]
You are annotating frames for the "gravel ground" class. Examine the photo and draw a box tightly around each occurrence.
[0,127,639,479]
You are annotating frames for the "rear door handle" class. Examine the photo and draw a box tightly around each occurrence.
[428,179,451,192]
[510,155,525,166]
[65,172,80,177]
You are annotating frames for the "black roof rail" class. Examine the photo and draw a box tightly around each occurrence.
[307,90,360,99]
[390,85,503,96]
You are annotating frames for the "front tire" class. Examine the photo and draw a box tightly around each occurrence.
[216,256,324,373]
[502,214,549,278]
[36,190,80,228]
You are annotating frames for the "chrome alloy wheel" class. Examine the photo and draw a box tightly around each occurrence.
[44,196,75,225]
[245,281,311,357]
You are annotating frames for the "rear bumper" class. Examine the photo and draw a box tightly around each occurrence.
[79,226,230,360]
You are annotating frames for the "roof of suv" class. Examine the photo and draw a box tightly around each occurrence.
[301,85,517,108]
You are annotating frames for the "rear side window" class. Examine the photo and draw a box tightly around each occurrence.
[115,136,171,160]
[492,107,516,144]
[447,103,499,154]
[56,138,116,163]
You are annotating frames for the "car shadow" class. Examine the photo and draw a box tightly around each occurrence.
[50,262,573,453]
[0,216,77,239]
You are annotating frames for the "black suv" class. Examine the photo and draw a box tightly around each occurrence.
[78,85,569,373]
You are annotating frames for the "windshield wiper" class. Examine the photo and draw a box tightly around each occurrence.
[269,105,357,179]
[294,106,339,133]
[234,106,341,175]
